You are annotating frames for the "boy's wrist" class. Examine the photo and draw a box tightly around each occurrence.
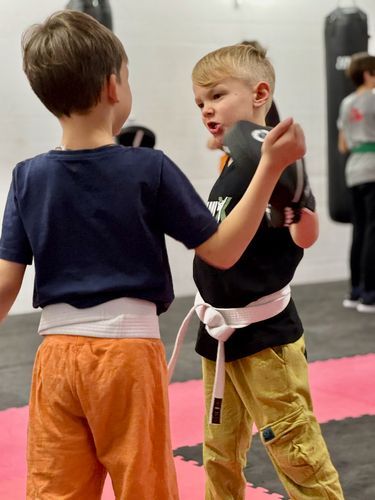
[257,156,284,186]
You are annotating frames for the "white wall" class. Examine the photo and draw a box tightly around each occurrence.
[1,0,374,314]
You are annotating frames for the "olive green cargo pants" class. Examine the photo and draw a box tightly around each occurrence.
[202,336,344,499]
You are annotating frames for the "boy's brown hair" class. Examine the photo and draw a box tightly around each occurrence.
[192,44,275,107]
[346,52,375,87]
[22,10,128,117]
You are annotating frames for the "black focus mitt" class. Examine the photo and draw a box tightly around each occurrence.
[223,120,315,227]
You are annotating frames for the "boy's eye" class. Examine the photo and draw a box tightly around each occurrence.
[213,93,222,100]
[197,102,204,109]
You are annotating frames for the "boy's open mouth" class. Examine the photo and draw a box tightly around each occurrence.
[207,122,222,134]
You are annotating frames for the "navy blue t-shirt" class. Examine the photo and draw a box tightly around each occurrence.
[0,145,218,314]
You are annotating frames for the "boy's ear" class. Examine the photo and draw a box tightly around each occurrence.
[253,81,271,108]
[107,74,120,104]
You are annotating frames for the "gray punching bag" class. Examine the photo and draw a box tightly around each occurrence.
[66,0,113,30]
[324,6,368,222]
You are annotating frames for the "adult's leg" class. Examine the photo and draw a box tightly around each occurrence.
[27,336,106,499]
[361,182,375,292]
[227,337,344,499]
[202,358,253,500]
[349,185,366,291]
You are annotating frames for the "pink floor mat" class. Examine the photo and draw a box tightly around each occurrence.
[1,354,374,499]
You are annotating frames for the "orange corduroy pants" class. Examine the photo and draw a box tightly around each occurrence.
[26,335,179,500]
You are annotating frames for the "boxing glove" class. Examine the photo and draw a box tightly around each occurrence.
[223,120,315,227]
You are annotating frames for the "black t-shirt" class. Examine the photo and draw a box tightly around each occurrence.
[193,157,304,361]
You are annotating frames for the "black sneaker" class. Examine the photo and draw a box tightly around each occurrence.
[342,287,362,309]
[357,291,375,313]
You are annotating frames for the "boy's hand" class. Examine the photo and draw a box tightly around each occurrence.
[261,117,306,172]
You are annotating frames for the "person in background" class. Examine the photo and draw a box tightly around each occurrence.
[337,51,375,313]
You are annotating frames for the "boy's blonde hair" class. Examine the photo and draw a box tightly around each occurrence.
[22,10,128,118]
[192,44,275,103]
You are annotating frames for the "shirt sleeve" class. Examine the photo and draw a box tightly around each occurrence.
[0,172,33,264]
[157,155,218,249]
[337,100,344,130]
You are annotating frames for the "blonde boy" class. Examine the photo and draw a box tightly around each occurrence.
[191,44,344,499]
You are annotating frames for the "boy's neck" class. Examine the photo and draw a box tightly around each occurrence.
[251,106,267,127]
[58,108,116,150]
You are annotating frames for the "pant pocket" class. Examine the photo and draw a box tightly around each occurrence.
[260,406,329,484]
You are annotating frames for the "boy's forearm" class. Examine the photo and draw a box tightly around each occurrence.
[289,209,319,248]
[195,155,281,269]
[0,260,26,322]
[338,130,349,154]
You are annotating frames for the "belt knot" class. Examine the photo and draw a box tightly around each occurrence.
[195,304,234,342]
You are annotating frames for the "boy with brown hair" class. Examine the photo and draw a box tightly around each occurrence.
[0,11,305,499]
[189,44,344,498]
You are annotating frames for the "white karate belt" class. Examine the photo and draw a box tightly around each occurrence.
[168,285,291,424]
[38,297,160,338]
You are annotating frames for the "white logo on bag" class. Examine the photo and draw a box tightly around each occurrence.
[335,55,351,70]
[251,129,269,142]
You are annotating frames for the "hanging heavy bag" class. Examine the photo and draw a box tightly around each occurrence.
[324,6,368,222]
[66,0,113,30]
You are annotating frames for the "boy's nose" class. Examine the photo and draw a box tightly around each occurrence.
[202,105,214,117]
